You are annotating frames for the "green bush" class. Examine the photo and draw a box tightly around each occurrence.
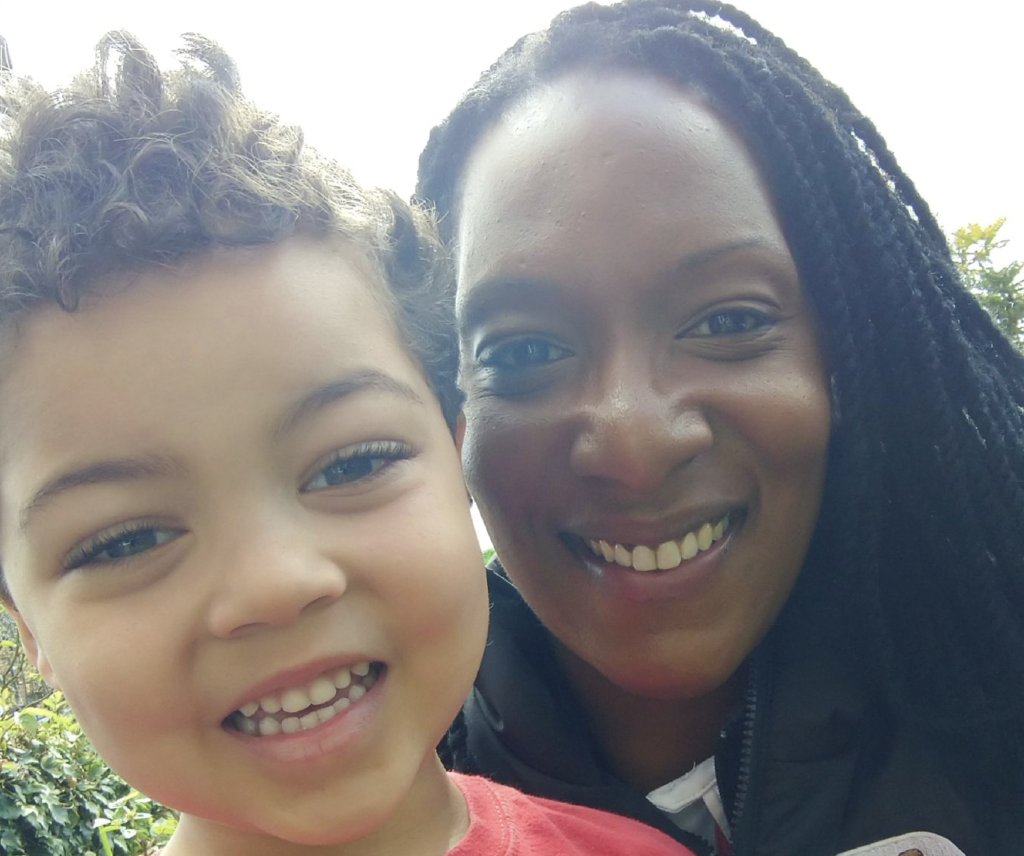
[0,612,49,710]
[0,689,177,856]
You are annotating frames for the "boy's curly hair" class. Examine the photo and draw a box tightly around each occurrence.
[0,31,459,423]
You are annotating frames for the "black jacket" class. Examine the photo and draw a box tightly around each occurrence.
[446,565,1017,856]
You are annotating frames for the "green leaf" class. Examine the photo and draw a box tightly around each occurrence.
[17,712,38,735]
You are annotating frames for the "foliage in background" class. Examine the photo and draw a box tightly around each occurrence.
[1,606,49,710]
[0,688,177,856]
[951,218,1024,350]
[2,604,176,855]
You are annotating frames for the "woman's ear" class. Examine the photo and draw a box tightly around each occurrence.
[454,412,474,505]
[7,607,61,690]
[455,411,466,456]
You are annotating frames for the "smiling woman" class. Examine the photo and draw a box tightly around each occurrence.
[454,71,831,713]
[417,2,1024,855]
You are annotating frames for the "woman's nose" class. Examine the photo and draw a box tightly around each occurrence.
[568,357,713,493]
[204,519,347,639]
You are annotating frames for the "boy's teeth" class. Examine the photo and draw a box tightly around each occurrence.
[309,676,337,706]
[281,687,311,713]
[232,661,378,736]
[587,514,731,573]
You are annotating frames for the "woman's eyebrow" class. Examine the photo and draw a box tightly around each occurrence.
[20,456,182,533]
[670,238,778,274]
[458,238,779,329]
[457,276,562,330]
[274,369,424,440]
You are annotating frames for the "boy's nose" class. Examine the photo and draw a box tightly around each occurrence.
[568,360,713,493]
[205,525,347,639]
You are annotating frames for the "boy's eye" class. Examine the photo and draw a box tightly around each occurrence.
[684,307,774,338]
[302,440,412,492]
[476,337,573,372]
[65,524,181,571]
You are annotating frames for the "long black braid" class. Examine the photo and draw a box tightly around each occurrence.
[418,0,1024,773]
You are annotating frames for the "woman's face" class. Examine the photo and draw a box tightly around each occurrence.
[454,70,831,700]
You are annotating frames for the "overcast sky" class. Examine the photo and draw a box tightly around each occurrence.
[4,0,1022,257]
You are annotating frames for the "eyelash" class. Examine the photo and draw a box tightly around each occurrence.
[64,520,181,571]
[62,441,413,571]
[476,337,573,373]
[683,307,774,338]
[301,439,412,492]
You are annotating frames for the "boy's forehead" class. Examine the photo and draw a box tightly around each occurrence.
[0,238,410,448]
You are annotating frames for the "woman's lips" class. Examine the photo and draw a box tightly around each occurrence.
[563,511,745,603]
[584,512,733,571]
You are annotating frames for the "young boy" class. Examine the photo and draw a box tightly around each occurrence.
[0,33,694,856]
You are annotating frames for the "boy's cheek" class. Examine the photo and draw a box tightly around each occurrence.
[8,608,62,690]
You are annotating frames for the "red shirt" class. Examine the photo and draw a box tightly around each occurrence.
[450,772,695,855]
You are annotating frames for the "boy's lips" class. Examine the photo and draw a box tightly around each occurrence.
[225,661,385,737]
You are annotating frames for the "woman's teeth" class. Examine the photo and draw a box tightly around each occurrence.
[229,661,380,737]
[587,514,731,572]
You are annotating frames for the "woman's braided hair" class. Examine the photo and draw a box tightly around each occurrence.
[418,0,1024,756]
[0,32,461,600]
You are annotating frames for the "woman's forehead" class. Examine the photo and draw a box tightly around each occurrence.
[454,69,784,288]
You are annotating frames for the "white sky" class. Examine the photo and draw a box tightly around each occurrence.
[4,1,1022,548]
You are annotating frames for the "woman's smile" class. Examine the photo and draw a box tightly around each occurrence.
[581,511,733,572]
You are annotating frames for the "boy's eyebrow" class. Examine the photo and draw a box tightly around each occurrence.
[274,369,425,439]
[18,371,423,532]
[20,456,182,533]
[18,370,419,532]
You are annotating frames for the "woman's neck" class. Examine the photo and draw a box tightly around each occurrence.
[160,754,468,856]
[556,644,745,793]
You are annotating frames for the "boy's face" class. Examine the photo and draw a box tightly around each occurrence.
[0,239,488,845]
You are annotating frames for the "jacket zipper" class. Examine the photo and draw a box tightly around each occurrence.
[728,649,770,856]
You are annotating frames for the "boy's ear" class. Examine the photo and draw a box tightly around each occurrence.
[7,608,61,690]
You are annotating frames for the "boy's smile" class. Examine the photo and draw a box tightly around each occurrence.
[226,659,383,737]
[0,239,488,849]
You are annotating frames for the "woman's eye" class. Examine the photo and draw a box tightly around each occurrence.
[477,338,572,372]
[65,524,181,571]
[686,308,772,337]
[303,440,411,492]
